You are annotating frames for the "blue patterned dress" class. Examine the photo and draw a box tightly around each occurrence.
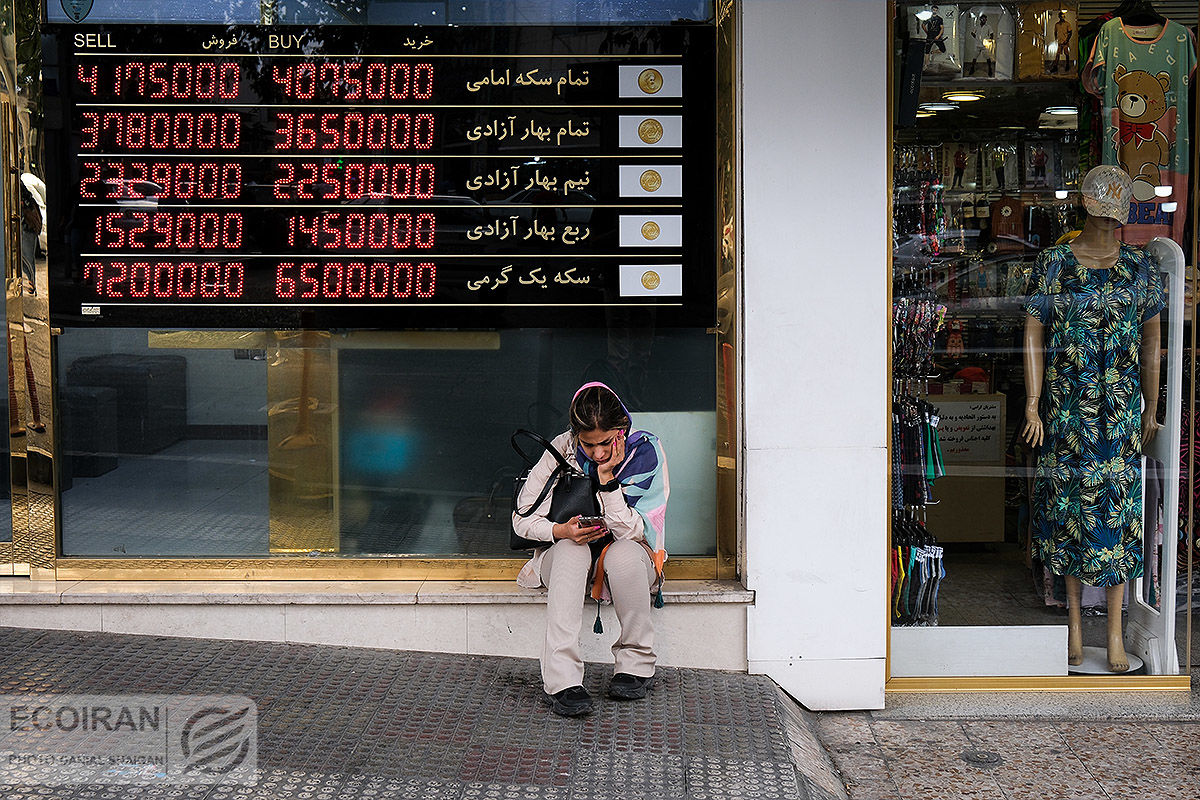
[1025,243,1165,587]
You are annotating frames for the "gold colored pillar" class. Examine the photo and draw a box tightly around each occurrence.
[267,331,337,553]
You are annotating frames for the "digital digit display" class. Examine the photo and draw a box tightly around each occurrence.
[44,24,717,328]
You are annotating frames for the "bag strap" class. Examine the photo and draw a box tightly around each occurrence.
[511,429,579,475]
[514,462,565,518]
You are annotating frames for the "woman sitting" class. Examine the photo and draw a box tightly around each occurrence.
[513,382,669,717]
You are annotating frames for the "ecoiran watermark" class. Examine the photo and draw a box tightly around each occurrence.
[0,695,257,786]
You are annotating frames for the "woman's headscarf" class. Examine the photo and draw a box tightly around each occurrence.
[571,381,669,563]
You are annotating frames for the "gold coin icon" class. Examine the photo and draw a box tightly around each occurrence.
[641,270,661,290]
[638,68,664,94]
[641,221,661,240]
[639,170,662,192]
[638,118,664,144]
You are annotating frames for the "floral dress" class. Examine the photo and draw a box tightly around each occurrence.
[1024,242,1165,587]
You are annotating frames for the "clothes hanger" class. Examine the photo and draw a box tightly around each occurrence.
[1113,0,1165,26]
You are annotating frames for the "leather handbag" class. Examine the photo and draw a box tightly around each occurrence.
[510,429,601,550]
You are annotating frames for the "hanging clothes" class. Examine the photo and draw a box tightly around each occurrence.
[1084,18,1197,245]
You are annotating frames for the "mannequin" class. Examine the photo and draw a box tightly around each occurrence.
[1021,166,1163,673]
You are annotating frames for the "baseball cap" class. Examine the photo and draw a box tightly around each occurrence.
[1081,165,1132,223]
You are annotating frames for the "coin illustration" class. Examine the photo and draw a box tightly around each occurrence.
[639,169,662,192]
[638,68,664,94]
[641,221,661,240]
[641,270,661,290]
[638,118,664,144]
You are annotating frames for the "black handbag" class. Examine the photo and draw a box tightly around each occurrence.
[510,429,601,550]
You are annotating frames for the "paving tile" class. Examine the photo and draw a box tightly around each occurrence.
[960,721,1101,800]
[568,752,686,800]
[684,755,801,800]
[814,712,878,751]
[869,720,972,752]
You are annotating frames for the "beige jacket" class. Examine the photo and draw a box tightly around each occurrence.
[513,431,647,589]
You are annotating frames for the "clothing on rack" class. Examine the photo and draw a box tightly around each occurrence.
[891,511,946,626]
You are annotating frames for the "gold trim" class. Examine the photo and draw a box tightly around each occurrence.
[715,2,739,582]
[55,556,717,582]
[887,675,1192,693]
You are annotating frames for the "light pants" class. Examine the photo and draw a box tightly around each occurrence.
[539,537,657,694]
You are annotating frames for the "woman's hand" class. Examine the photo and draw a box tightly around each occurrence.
[1142,406,1160,450]
[597,430,626,484]
[1021,397,1044,449]
[552,516,606,544]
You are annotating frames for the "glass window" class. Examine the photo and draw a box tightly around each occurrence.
[47,0,713,25]
[890,2,1193,678]
[57,326,715,557]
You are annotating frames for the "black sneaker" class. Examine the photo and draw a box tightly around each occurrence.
[541,685,594,717]
[608,673,655,700]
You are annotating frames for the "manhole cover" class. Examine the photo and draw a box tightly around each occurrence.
[961,749,1003,767]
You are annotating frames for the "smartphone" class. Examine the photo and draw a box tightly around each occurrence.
[578,515,607,530]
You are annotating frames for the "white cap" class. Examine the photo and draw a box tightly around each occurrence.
[1081,165,1131,223]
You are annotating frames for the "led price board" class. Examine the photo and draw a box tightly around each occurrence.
[43,24,717,328]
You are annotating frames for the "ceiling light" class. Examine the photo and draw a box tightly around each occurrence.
[919,102,960,112]
[916,111,935,118]
[1044,106,1078,116]
[943,90,983,102]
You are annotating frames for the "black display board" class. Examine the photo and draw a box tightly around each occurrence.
[43,24,716,328]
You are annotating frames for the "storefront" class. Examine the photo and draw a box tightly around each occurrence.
[0,0,1193,711]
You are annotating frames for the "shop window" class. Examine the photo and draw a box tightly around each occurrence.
[56,328,715,558]
[891,1,1193,679]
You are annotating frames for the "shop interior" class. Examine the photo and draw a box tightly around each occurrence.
[892,1,1197,676]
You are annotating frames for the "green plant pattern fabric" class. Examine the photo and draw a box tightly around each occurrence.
[1025,243,1165,587]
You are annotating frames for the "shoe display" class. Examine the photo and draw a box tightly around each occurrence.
[541,685,594,717]
[608,673,655,700]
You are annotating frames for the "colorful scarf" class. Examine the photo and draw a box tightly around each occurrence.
[571,382,670,572]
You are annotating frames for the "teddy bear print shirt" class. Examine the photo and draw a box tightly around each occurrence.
[1084,17,1196,245]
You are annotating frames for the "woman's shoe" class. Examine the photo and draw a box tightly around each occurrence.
[608,673,654,700]
[541,685,593,717]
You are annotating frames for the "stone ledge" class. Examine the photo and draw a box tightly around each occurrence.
[0,578,752,607]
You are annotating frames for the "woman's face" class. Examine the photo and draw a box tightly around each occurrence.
[576,427,622,465]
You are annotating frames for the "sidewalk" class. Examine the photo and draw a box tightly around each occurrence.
[0,627,842,800]
[813,671,1200,800]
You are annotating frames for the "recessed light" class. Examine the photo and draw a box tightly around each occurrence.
[943,90,983,102]
[1044,106,1078,116]
[919,102,960,112]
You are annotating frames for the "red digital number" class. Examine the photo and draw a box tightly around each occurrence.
[114,61,238,99]
[273,112,435,152]
[273,261,435,300]
[286,213,435,251]
[269,62,434,101]
[84,112,240,151]
[93,212,243,250]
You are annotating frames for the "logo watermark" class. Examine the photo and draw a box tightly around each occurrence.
[0,695,257,786]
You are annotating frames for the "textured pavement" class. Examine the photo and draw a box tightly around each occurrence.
[814,672,1200,800]
[0,628,838,800]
